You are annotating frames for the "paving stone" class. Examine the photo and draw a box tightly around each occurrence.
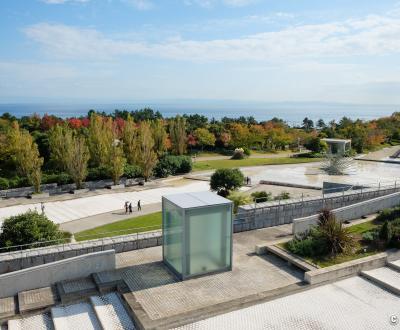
[18,287,57,314]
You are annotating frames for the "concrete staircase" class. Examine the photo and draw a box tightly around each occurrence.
[361,263,400,296]
[4,292,135,330]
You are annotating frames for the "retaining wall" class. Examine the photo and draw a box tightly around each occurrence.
[0,250,115,298]
[292,191,400,236]
[0,230,162,275]
[234,185,400,233]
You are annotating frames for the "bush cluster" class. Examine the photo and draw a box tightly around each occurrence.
[251,191,272,203]
[153,155,192,178]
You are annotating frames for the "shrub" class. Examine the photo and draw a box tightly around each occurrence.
[8,176,29,189]
[231,148,245,159]
[304,137,328,153]
[153,155,192,178]
[379,221,393,244]
[210,168,244,197]
[251,191,272,203]
[243,147,251,156]
[0,177,9,190]
[274,192,290,200]
[124,164,142,178]
[286,231,327,257]
[0,211,70,249]
[87,166,110,181]
[42,173,72,185]
[362,230,376,242]
[227,191,252,213]
[376,207,400,223]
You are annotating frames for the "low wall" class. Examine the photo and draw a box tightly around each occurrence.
[304,249,400,285]
[0,250,115,298]
[234,185,399,233]
[293,191,400,236]
[0,230,162,275]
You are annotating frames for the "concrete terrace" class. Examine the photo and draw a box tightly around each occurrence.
[96,225,302,327]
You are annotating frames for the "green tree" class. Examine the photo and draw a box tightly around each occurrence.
[304,137,328,153]
[194,127,216,150]
[210,168,244,197]
[108,140,126,185]
[88,114,113,167]
[122,116,137,165]
[135,122,158,181]
[379,221,393,244]
[48,124,72,171]
[169,116,187,155]
[151,119,167,157]
[67,135,90,189]
[9,122,43,193]
[0,211,69,249]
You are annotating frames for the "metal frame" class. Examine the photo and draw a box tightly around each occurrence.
[162,196,233,281]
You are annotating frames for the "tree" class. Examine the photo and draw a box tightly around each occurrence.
[108,139,126,185]
[194,127,215,150]
[227,191,252,213]
[88,114,113,167]
[210,168,244,197]
[169,116,187,155]
[9,122,43,193]
[304,137,328,153]
[316,119,326,129]
[134,122,158,181]
[48,124,72,171]
[0,211,68,249]
[67,135,90,189]
[122,116,137,165]
[151,119,167,157]
[302,117,314,131]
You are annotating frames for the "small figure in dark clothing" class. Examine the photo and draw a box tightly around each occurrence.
[137,200,142,211]
[41,202,45,214]
[246,176,249,185]
[129,203,133,214]
[125,201,129,214]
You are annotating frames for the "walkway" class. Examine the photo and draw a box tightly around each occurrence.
[0,180,209,226]
[356,145,400,161]
[193,151,304,162]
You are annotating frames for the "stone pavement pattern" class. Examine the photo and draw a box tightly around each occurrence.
[104,224,300,321]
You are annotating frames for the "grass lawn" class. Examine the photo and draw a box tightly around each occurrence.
[192,157,321,171]
[75,212,162,241]
[347,220,379,235]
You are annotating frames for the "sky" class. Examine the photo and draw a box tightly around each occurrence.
[0,0,400,105]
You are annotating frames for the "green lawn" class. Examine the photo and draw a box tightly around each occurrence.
[192,157,321,171]
[75,212,162,241]
[347,220,379,235]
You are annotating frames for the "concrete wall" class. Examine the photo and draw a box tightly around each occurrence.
[293,191,400,236]
[0,230,162,275]
[234,185,399,233]
[0,250,115,298]
[304,249,400,285]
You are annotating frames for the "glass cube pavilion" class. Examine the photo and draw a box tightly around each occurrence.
[162,191,233,280]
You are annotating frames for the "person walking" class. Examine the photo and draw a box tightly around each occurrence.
[137,200,141,211]
[41,202,45,214]
[129,203,133,214]
[125,201,129,214]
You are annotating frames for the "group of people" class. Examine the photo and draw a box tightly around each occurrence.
[124,200,142,214]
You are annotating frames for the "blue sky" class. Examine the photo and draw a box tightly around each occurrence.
[1,0,400,104]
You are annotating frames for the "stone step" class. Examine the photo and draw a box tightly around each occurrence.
[361,267,400,295]
[90,293,135,329]
[388,259,400,272]
[8,313,53,330]
[56,276,98,304]
[51,302,101,330]
[18,287,58,314]
[0,297,16,321]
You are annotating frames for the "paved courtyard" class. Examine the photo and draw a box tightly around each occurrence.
[99,225,301,322]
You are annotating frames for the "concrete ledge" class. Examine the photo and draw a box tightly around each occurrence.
[261,245,318,272]
[0,250,115,298]
[304,253,387,285]
[360,270,400,296]
[28,192,50,199]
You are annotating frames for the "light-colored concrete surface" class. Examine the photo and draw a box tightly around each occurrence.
[60,202,161,233]
[0,180,209,226]
[361,266,400,295]
[174,276,400,330]
[0,250,115,298]
[357,145,400,161]
[106,225,301,321]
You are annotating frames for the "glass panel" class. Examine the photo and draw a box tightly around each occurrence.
[163,200,183,275]
[186,205,232,276]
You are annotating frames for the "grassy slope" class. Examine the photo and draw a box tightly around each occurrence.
[193,157,321,171]
[75,212,162,241]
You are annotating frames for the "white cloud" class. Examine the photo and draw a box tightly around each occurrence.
[24,13,400,62]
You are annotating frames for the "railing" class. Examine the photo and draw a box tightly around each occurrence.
[0,225,162,256]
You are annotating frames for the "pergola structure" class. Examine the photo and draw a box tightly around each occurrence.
[321,138,352,154]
